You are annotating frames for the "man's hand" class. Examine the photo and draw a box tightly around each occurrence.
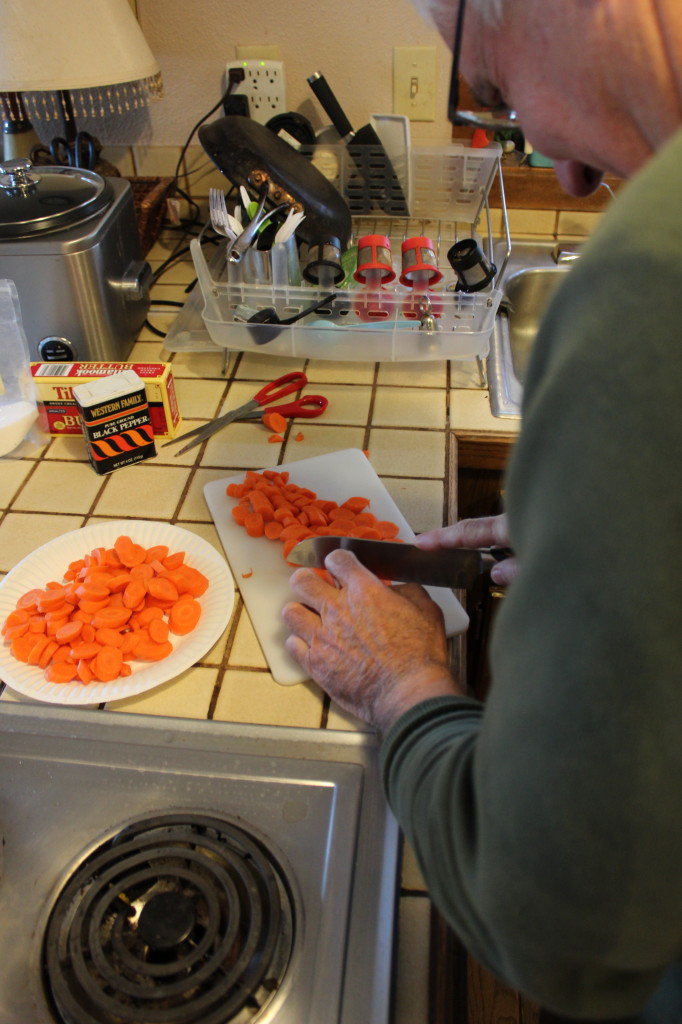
[415,514,519,586]
[282,550,462,734]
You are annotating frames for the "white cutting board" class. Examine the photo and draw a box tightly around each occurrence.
[204,449,468,685]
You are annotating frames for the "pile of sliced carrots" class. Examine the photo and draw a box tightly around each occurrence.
[227,469,402,564]
[1,535,208,686]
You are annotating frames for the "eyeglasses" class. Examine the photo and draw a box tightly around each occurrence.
[448,0,520,131]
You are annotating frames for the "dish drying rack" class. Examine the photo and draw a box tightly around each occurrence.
[174,142,511,363]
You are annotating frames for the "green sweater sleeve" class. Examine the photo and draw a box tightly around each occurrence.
[381,129,682,1021]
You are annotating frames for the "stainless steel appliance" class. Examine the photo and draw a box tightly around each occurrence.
[0,703,400,1024]
[0,160,152,362]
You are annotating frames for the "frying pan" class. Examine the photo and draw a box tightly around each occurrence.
[198,116,352,251]
[307,72,409,215]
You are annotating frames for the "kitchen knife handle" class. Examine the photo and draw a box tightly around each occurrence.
[307,72,354,140]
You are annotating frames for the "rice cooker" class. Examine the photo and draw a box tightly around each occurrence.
[0,159,152,362]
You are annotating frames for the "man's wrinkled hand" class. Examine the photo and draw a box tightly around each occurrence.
[415,514,519,585]
[282,549,461,734]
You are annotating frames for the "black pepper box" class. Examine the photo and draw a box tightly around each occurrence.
[72,369,157,475]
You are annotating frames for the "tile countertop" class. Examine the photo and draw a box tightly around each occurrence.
[0,228,519,1024]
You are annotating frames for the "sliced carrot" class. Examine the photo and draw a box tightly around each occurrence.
[241,569,254,578]
[45,661,78,684]
[168,597,202,636]
[136,606,164,626]
[144,544,169,564]
[11,633,38,662]
[4,622,30,640]
[90,607,133,630]
[147,577,179,603]
[93,646,123,682]
[54,620,84,646]
[162,551,185,571]
[135,638,174,661]
[232,504,248,525]
[148,618,170,644]
[262,411,288,434]
[76,659,94,685]
[264,521,283,540]
[70,641,103,660]
[16,588,44,613]
[295,432,305,442]
[185,567,210,597]
[342,496,370,513]
[244,511,265,538]
[123,579,147,609]
[38,640,60,669]
[377,520,400,539]
[267,434,284,444]
[36,588,68,613]
[95,627,124,648]
[3,609,30,631]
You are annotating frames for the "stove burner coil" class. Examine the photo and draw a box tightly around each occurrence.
[42,813,295,1024]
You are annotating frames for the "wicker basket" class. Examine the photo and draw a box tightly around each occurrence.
[126,176,176,255]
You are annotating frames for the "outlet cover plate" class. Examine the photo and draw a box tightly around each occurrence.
[225,59,286,125]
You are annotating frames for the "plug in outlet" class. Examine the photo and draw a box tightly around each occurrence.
[225,60,286,125]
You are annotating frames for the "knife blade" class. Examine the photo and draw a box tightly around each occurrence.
[288,536,511,589]
[307,71,409,215]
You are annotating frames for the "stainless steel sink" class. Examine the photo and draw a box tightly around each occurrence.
[487,240,580,417]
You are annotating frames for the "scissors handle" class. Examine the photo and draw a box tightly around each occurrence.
[252,371,308,407]
[263,395,328,419]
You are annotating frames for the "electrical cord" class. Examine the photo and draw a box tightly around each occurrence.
[172,67,245,184]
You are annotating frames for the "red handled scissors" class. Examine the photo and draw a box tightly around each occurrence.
[163,371,328,456]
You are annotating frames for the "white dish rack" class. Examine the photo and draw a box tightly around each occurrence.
[183,142,510,363]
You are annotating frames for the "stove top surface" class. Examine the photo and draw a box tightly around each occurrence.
[0,704,399,1024]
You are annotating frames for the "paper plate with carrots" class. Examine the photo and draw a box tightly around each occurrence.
[0,520,234,705]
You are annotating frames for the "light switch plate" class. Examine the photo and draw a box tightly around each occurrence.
[393,46,437,121]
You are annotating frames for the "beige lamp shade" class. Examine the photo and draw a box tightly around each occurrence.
[0,0,162,121]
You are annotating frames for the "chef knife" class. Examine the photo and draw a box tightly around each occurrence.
[307,71,409,215]
[288,536,511,589]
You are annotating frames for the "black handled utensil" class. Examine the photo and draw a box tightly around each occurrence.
[307,72,409,215]
[288,536,512,589]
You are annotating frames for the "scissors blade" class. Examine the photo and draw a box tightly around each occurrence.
[166,399,260,455]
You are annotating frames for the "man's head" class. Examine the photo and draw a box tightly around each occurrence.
[421,0,682,196]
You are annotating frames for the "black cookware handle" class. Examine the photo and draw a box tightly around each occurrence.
[307,73,354,139]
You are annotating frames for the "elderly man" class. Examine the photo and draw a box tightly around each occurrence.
[282,1,682,1020]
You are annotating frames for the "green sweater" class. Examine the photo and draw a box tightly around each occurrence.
[382,128,682,1021]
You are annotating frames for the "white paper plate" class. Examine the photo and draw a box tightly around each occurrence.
[0,520,234,705]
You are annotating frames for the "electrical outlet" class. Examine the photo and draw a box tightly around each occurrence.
[225,59,286,125]
[393,46,437,121]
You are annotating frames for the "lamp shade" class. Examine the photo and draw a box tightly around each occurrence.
[0,0,161,119]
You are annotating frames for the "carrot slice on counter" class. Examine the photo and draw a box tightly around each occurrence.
[262,411,288,434]
[294,432,305,442]
[267,434,284,444]
[241,569,254,578]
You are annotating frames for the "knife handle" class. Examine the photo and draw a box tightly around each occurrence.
[307,72,354,140]
[489,547,514,561]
